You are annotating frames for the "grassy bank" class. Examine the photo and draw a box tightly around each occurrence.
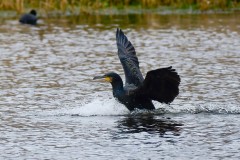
[1,0,240,14]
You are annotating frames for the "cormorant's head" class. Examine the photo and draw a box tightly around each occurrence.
[30,10,37,16]
[93,72,123,89]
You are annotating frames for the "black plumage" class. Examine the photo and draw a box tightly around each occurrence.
[19,9,37,25]
[93,28,180,111]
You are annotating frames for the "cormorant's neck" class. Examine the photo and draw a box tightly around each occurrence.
[111,79,124,94]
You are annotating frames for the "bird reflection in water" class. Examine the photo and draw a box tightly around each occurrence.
[117,115,183,136]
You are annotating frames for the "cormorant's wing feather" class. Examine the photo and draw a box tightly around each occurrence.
[134,66,180,104]
[116,28,144,86]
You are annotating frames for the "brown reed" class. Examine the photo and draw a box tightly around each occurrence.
[0,0,239,14]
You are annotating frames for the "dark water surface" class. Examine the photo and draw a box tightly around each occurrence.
[0,13,240,159]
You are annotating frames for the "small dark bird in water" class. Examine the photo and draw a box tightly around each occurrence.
[93,28,180,111]
[19,9,37,25]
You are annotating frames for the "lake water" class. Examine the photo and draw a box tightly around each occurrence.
[0,13,240,159]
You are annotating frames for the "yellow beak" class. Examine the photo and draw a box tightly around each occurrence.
[93,75,112,83]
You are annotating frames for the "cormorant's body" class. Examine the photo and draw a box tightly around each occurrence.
[19,10,37,25]
[93,28,180,111]
[105,72,155,111]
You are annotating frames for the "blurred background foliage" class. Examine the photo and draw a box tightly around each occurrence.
[0,0,240,14]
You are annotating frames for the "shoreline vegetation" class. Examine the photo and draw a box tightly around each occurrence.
[1,0,240,16]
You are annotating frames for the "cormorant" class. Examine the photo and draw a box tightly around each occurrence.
[93,28,180,111]
[19,9,37,25]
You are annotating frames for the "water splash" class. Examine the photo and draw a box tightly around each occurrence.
[159,102,240,114]
[65,98,129,116]
[36,92,129,117]
[36,94,240,117]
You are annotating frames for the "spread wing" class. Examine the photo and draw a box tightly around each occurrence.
[133,66,180,104]
[116,28,144,87]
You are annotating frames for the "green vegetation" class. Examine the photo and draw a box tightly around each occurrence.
[0,0,240,14]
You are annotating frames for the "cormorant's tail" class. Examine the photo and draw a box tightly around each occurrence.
[134,66,180,104]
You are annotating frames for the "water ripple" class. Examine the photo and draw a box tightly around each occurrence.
[0,14,240,159]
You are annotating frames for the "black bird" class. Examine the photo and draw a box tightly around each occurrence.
[93,28,180,111]
[19,9,37,25]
